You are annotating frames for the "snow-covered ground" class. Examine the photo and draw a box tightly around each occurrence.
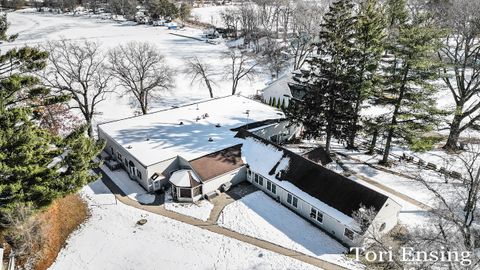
[50,180,323,270]
[3,10,269,127]
[101,164,155,204]
[218,191,362,270]
[192,5,229,27]
[164,189,213,221]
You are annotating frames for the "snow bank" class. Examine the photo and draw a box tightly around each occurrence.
[49,180,321,270]
[219,191,362,270]
[164,190,213,221]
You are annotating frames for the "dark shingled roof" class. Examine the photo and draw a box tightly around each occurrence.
[236,130,389,217]
[302,147,332,165]
[189,144,244,182]
[230,118,287,132]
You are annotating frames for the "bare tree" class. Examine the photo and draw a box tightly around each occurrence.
[185,57,215,98]
[435,0,480,151]
[220,7,240,38]
[108,41,173,115]
[43,40,111,138]
[289,0,327,70]
[227,50,258,95]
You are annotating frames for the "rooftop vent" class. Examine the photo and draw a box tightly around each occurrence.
[179,121,184,125]
[126,145,132,149]
[196,116,201,122]
[208,137,214,142]
[204,113,209,118]
[245,110,250,115]
[215,123,221,128]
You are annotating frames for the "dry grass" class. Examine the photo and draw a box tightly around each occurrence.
[34,194,88,270]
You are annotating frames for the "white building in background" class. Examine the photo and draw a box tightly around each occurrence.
[261,74,293,108]
[97,95,297,201]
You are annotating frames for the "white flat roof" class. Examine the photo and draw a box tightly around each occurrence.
[98,95,284,167]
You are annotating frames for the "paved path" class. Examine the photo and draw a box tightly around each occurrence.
[334,153,432,211]
[96,169,350,270]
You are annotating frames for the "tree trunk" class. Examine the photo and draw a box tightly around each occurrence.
[87,121,93,138]
[367,129,378,155]
[347,97,362,149]
[205,79,213,98]
[443,112,462,151]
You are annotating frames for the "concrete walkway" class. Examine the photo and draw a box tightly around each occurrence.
[97,169,350,270]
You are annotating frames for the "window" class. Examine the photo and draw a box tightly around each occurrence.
[258,176,264,186]
[111,147,114,155]
[137,170,142,179]
[344,228,355,241]
[310,208,323,223]
[254,174,259,183]
[247,169,251,176]
[287,193,298,208]
[267,181,277,194]
[179,188,191,198]
[117,153,122,160]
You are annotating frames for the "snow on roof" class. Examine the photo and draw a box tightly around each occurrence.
[240,136,358,226]
[169,169,200,187]
[98,95,284,167]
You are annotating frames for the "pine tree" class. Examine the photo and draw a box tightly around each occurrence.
[272,97,277,108]
[345,0,386,149]
[377,8,445,165]
[0,19,104,220]
[285,0,358,153]
[268,97,272,106]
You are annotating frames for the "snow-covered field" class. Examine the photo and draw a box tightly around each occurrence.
[218,191,362,270]
[3,10,269,127]
[192,5,228,27]
[164,189,213,221]
[50,180,322,270]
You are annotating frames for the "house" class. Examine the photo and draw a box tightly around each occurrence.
[261,73,293,108]
[236,130,402,247]
[98,95,400,247]
[97,95,297,202]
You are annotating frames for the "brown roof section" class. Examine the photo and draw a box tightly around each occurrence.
[189,144,244,182]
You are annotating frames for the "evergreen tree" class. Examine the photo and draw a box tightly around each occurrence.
[272,97,277,107]
[268,97,272,106]
[285,0,358,153]
[345,0,386,149]
[377,8,445,165]
[0,19,103,221]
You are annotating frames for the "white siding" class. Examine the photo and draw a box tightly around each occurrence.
[99,127,149,190]
[252,121,299,144]
[247,169,367,247]
[202,167,247,195]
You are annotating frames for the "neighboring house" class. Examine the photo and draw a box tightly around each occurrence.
[97,95,294,202]
[261,74,293,108]
[236,130,402,247]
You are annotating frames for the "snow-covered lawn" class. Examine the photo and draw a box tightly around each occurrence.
[218,191,362,270]
[4,10,269,127]
[50,180,322,270]
[164,189,214,221]
[101,164,155,204]
[192,5,229,27]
